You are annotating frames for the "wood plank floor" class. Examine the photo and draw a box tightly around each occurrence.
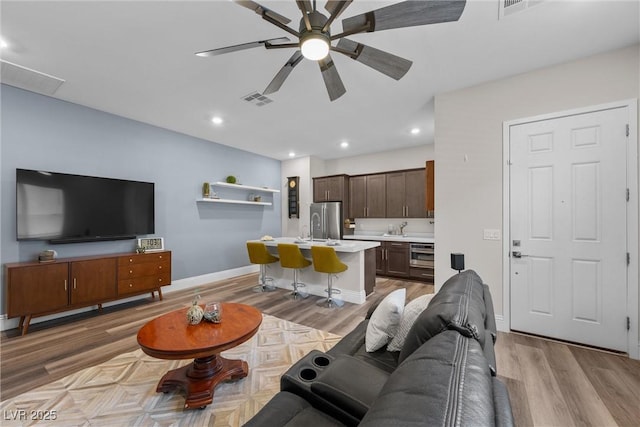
[1,273,639,426]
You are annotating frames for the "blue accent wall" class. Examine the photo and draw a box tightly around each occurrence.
[1,84,281,312]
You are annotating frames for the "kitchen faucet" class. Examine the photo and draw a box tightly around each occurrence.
[399,221,408,235]
[311,212,321,241]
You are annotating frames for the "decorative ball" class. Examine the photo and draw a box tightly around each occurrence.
[186,304,204,325]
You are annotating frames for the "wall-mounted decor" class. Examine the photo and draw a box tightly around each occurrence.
[287,176,299,219]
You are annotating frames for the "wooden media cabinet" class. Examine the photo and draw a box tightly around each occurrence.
[5,250,171,335]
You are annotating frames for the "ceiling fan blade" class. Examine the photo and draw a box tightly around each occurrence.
[195,37,290,57]
[263,51,304,95]
[319,55,346,102]
[341,0,466,34]
[233,0,292,25]
[335,38,412,80]
[296,0,313,31]
[322,0,353,33]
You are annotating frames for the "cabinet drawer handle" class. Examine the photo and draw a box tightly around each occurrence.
[158,278,162,282]
[73,278,77,289]
[129,283,133,288]
[130,270,133,274]
[159,255,163,259]
[64,279,67,291]
[158,266,162,269]
[129,258,133,263]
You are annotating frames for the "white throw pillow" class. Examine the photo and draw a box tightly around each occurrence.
[387,293,435,352]
[365,288,406,352]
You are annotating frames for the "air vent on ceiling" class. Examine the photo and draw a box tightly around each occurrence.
[0,60,65,95]
[499,0,545,19]
[241,91,273,107]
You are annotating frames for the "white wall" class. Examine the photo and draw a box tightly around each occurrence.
[324,145,434,176]
[434,45,639,327]
[280,157,313,238]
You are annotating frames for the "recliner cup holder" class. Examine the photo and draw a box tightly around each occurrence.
[299,368,318,381]
[313,356,331,367]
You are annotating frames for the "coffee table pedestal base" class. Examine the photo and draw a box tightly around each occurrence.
[156,354,248,409]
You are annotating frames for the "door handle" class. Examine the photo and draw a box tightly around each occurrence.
[512,251,529,258]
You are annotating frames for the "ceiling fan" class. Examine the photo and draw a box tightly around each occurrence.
[196,0,466,101]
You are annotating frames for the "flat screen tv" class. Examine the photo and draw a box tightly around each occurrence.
[16,169,155,243]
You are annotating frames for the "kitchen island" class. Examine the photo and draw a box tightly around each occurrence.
[247,238,380,304]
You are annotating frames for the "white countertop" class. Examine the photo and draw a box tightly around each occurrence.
[343,233,435,244]
[249,237,380,253]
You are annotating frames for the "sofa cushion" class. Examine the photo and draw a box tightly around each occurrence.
[359,330,495,427]
[365,288,406,352]
[244,391,346,427]
[387,293,435,352]
[398,270,487,363]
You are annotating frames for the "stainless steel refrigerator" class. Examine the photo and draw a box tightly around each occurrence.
[310,202,342,240]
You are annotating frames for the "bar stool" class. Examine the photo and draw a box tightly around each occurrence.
[311,246,348,308]
[277,243,311,300]
[246,242,278,292]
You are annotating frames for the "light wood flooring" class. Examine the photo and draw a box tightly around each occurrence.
[1,273,639,426]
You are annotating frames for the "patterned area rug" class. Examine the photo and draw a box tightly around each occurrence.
[0,315,341,426]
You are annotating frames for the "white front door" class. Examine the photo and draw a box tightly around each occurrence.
[510,106,629,351]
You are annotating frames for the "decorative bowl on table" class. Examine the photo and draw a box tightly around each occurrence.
[203,302,222,323]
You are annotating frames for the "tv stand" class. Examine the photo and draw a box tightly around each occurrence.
[5,250,171,335]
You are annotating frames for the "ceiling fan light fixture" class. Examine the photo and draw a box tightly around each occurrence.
[300,34,330,61]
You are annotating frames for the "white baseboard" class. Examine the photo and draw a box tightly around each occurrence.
[0,265,260,332]
[495,314,508,332]
[271,282,366,305]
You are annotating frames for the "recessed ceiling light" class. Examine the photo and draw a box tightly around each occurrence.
[340,141,349,148]
[211,116,223,125]
[411,128,421,135]
[0,38,8,49]
[288,151,295,158]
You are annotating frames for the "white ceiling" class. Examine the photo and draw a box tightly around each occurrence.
[1,1,638,160]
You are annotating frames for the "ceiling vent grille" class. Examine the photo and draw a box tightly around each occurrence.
[0,60,65,95]
[241,91,273,107]
[499,0,545,19]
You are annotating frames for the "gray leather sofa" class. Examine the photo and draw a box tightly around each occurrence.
[244,270,514,427]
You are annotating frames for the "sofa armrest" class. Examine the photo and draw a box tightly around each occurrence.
[493,378,515,427]
[483,284,498,343]
[310,355,390,420]
[327,320,368,357]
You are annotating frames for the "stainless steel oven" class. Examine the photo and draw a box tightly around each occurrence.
[410,243,434,269]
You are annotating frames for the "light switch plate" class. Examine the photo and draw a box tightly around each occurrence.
[483,229,501,240]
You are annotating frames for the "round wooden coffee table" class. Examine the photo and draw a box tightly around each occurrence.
[137,302,262,409]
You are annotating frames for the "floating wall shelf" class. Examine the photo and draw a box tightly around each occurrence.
[212,182,280,193]
[197,198,272,206]
[197,181,280,206]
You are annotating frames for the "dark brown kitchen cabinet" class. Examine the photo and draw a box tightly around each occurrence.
[313,175,349,203]
[426,160,435,216]
[349,175,366,218]
[386,169,426,218]
[350,173,386,218]
[376,241,410,277]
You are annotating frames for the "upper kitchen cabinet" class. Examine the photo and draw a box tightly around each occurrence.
[349,173,386,218]
[313,175,349,203]
[386,169,427,218]
[426,160,435,217]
